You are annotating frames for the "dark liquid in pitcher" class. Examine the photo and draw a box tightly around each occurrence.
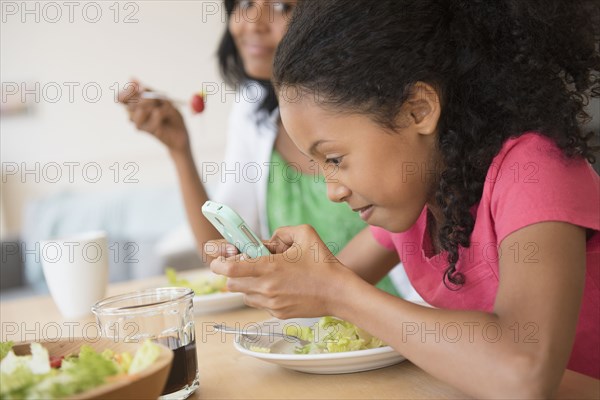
[155,336,198,394]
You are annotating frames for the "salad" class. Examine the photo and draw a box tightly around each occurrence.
[166,267,227,295]
[284,317,385,354]
[0,340,160,399]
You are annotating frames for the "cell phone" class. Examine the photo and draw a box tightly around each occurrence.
[202,201,271,258]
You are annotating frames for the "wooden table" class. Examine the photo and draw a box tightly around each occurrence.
[1,273,598,399]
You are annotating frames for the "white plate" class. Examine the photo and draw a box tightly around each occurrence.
[233,318,406,374]
[162,269,246,315]
[193,290,245,315]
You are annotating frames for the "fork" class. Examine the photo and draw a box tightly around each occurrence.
[139,91,186,106]
[213,324,311,346]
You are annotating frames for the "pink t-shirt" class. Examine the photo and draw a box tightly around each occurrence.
[371,133,600,378]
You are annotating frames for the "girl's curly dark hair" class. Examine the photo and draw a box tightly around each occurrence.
[273,0,600,288]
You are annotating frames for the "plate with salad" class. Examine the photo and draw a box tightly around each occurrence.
[165,268,246,315]
[233,317,406,374]
[0,338,172,399]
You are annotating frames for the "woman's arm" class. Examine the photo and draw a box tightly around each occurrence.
[120,83,221,258]
[209,221,586,398]
[169,148,221,259]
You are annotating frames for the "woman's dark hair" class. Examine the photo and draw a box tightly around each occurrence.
[274,0,600,288]
[217,0,278,115]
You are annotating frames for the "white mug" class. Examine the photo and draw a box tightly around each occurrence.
[40,231,109,318]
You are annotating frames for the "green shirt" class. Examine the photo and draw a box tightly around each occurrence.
[266,150,399,297]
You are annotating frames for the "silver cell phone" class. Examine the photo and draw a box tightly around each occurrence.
[201,201,271,258]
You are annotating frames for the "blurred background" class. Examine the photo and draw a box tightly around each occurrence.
[1,1,599,299]
[1,1,233,298]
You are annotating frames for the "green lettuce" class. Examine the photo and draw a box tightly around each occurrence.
[0,343,51,399]
[128,340,160,375]
[249,345,271,353]
[0,342,14,361]
[166,267,227,295]
[285,317,386,354]
[0,341,161,399]
[34,344,120,398]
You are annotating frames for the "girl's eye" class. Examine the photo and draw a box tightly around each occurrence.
[325,157,343,167]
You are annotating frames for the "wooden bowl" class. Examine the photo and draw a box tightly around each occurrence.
[12,338,173,400]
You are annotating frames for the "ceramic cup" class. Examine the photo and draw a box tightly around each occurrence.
[40,231,109,319]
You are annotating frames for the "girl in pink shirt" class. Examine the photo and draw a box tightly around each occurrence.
[206,0,600,397]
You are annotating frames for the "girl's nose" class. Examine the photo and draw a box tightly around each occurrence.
[326,180,351,203]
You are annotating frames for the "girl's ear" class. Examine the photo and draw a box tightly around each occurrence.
[405,82,441,136]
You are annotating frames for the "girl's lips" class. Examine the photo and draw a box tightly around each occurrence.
[354,205,374,221]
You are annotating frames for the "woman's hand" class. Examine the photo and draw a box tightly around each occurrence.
[205,225,359,319]
[118,80,190,154]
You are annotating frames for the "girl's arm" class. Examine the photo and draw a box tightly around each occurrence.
[209,221,586,398]
[337,227,400,284]
[333,221,585,398]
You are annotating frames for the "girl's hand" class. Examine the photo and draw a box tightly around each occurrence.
[118,80,190,154]
[203,240,240,260]
[205,225,358,319]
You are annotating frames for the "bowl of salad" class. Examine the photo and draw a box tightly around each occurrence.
[0,338,173,399]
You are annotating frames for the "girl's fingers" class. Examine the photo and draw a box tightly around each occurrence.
[204,240,238,257]
[209,255,264,278]
[241,293,265,309]
[262,235,292,254]
[226,277,261,294]
[269,226,298,247]
[269,224,320,251]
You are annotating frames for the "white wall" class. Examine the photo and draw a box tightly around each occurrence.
[2,1,599,238]
[1,1,232,236]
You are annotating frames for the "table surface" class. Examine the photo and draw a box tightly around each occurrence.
[1,272,598,399]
